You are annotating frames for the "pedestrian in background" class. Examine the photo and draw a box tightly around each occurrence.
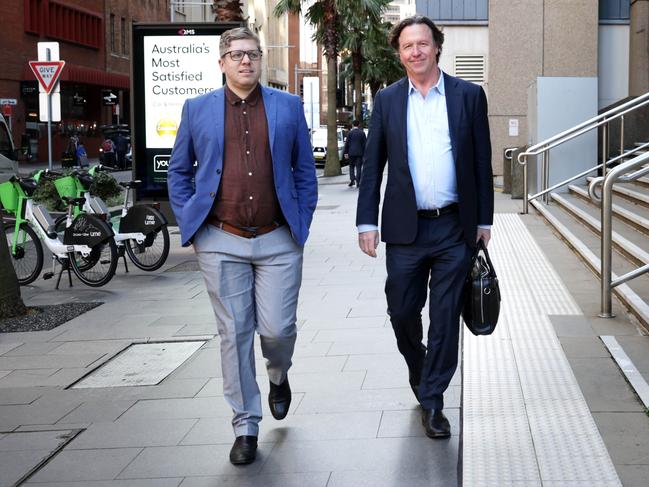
[356,15,493,439]
[114,133,128,169]
[344,119,366,187]
[167,27,317,466]
[75,142,89,168]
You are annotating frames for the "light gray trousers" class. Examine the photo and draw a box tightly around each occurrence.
[193,223,303,437]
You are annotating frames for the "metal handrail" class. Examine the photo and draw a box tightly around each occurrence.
[517,92,649,213]
[587,150,649,318]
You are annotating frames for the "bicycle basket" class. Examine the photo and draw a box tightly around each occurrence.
[0,181,18,213]
[53,175,84,199]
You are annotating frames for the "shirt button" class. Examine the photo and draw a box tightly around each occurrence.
[249,195,253,200]
[243,111,247,115]
[245,130,249,134]
[216,168,221,174]
[210,192,215,198]
[246,150,250,155]
[248,172,252,176]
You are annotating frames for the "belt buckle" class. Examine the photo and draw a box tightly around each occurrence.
[433,208,441,217]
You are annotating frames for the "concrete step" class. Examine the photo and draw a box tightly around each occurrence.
[531,198,649,328]
[586,176,649,209]
[550,192,649,268]
[568,184,649,236]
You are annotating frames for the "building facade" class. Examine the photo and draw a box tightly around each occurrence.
[416,0,645,176]
[0,0,168,163]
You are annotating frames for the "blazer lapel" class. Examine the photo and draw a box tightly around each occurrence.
[262,86,277,155]
[394,78,409,164]
[444,73,462,163]
[211,88,225,157]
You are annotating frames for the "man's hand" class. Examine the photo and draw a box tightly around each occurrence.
[476,228,491,247]
[344,153,349,159]
[359,230,379,257]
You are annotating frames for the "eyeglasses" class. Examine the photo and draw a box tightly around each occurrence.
[221,50,262,62]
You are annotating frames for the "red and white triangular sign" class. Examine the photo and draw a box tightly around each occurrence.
[28,61,65,95]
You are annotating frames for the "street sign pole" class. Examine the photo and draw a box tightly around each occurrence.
[46,49,53,171]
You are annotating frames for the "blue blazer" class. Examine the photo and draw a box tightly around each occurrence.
[167,86,318,247]
[356,73,493,247]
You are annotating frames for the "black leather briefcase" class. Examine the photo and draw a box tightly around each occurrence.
[462,240,501,336]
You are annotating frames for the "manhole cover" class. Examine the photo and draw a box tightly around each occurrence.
[71,341,205,388]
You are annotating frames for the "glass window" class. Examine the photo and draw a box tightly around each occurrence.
[110,14,116,52]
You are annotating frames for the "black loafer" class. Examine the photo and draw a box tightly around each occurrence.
[422,409,451,439]
[269,377,291,420]
[229,435,257,465]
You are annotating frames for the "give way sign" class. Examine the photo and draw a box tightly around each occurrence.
[28,61,66,95]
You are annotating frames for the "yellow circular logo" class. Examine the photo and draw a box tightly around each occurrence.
[156,118,177,137]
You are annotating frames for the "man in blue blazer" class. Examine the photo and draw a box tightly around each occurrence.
[357,16,493,438]
[167,27,317,465]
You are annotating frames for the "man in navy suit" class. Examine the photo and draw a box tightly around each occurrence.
[343,119,367,187]
[167,27,317,465]
[356,15,493,438]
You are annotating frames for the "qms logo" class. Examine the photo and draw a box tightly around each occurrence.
[178,29,195,36]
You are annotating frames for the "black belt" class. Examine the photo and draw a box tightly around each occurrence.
[417,203,458,218]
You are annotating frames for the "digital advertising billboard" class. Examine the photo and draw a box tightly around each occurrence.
[132,23,239,199]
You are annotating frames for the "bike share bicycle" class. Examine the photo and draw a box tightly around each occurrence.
[0,174,118,288]
[40,165,169,272]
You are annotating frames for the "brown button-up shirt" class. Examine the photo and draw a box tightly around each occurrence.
[211,84,283,229]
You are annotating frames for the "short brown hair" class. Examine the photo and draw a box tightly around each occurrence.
[219,27,261,57]
[389,15,444,63]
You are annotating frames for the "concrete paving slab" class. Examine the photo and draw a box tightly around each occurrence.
[1,450,58,486]
[68,418,198,449]
[259,437,459,478]
[27,447,143,483]
[326,470,454,487]
[56,400,137,423]
[117,444,265,478]
[0,342,22,355]
[26,480,183,486]
[178,472,330,487]
[559,336,612,358]
[377,408,460,438]
[0,387,43,405]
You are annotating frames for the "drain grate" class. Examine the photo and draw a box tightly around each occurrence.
[71,341,205,388]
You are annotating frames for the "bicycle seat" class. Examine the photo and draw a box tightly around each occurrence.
[77,173,94,190]
[18,178,38,196]
[62,196,86,207]
[119,180,142,189]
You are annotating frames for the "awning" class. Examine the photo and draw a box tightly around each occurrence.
[23,63,130,89]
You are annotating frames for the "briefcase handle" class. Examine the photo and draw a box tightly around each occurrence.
[473,239,497,279]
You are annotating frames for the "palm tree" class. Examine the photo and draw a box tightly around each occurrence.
[0,216,27,319]
[339,0,389,121]
[274,0,343,177]
[212,0,245,21]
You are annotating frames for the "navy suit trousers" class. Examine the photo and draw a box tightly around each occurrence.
[385,212,472,410]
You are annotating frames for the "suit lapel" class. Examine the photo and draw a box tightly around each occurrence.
[262,86,277,155]
[444,73,462,163]
[395,78,409,163]
[211,88,225,157]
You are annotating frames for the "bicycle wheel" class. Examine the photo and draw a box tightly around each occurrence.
[4,221,43,285]
[125,224,170,271]
[68,238,118,287]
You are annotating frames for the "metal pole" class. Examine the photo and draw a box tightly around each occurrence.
[170,0,175,21]
[523,156,528,214]
[620,115,625,156]
[46,48,53,172]
[543,149,550,204]
[602,122,608,176]
[294,63,298,96]
[600,173,614,318]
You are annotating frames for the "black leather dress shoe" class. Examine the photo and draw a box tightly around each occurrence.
[229,435,257,465]
[269,378,291,420]
[422,409,451,439]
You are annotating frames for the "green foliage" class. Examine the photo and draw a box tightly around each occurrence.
[90,171,121,202]
[33,179,64,212]
[33,170,122,212]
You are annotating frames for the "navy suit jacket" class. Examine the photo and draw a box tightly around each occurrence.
[167,85,318,247]
[356,73,493,247]
[343,127,367,157]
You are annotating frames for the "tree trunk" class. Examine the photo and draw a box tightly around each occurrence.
[352,52,363,122]
[0,217,27,319]
[323,55,341,177]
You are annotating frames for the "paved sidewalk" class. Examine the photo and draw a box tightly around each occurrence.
[1,174,649,486]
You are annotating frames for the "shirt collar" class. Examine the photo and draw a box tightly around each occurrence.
[408,69,445,97]
[225,83,262,106]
